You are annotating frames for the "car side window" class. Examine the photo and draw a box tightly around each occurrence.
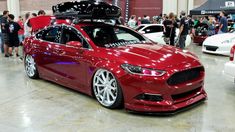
[61,26,90,49]
[143,26,164,34]
[40,27,62,43]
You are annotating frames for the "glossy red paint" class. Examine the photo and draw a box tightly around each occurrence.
[193,35,208,44]
[230,45,235,61]
[23,22,207,113]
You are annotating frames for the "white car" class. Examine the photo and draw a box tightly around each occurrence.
[202,30,235,56]
[136,24,192,46]
[224,45,235,83]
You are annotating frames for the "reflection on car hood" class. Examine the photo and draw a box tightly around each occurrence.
[102,43,201,70]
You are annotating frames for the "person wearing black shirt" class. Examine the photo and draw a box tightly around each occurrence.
[163,12,178,46]
[0,10,9,57]
[6,14,21,57]
[141,15,151,24]
[178,11,189,49]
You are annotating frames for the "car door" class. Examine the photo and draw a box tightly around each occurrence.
[33,26,63,81]
[52,25,91,90]
[142,25,165,44]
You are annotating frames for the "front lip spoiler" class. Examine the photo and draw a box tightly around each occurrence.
[126,98,207,116]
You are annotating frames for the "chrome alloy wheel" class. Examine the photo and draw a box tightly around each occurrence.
[25,55,37,78]
[93,69,118,107]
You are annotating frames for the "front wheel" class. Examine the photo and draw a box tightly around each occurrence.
[93,69,123,109]
[25,54,39,79]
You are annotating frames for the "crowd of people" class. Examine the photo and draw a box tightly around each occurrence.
[127,11,234,49]
[0,10,46,58]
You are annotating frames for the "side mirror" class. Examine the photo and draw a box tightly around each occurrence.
[66,41,83,48]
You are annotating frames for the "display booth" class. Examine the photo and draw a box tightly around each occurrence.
[190,0,235,15]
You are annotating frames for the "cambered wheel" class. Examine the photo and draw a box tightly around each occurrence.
[25,55,39,79]
[93,69,123,109]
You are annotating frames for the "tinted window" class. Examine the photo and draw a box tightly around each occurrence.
[83,25,149,48]
[61,27,90,48]
[40,27,61,43]
[143,26,163,34]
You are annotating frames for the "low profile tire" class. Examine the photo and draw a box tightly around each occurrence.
[93,69,123,109]
[25,54,39,79]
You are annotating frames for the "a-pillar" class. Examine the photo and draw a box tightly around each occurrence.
[7,0,20,19]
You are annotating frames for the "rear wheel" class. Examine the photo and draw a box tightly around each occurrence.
[25,55,39,79]
[93,69,123,109]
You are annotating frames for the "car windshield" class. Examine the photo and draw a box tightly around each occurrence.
[82,25,150,48]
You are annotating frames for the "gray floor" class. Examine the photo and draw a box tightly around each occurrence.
[0,44,234,132]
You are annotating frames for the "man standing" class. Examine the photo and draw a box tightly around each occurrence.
[218,11,228,34]
[178,11,189,49]
[1,10,9,57]
[7,14,21,57]
[141,15,151,24]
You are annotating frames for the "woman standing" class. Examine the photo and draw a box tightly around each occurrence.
[163,13,178,46]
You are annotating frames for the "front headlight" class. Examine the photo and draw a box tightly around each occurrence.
[121,64,166,76]
[221,40,230,44]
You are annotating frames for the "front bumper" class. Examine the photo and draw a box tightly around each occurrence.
[118,64,207,113]
[202,44,230,56]
[224,62,235,83]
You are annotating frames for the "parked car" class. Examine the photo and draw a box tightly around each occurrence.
[202,30,235,56]
[224,45,235,83]
[136,24,192,47]
[193,23,209,44]
[23,1,207,113]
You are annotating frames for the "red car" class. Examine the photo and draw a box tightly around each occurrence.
[23,1,207,113]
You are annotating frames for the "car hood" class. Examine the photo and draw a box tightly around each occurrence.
[203,33,235,46]
[100,43,201,70]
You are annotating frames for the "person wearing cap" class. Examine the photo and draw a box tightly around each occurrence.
[178,11,189,49]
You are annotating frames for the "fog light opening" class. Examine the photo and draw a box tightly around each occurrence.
[136,93,163,102]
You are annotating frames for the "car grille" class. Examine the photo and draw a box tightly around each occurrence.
[167,67,204,85]
[205,45,218,51]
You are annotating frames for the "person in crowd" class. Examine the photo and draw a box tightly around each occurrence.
[17,16,24,44]
[141,15,151,24]
[178,11,189,49]
[137,17,142,25]
[17,16,25,59]
[32,13,38,18]
[1,10,10,57]
[163,12,178,46]
[187,15,194,38]
[24,12,32,38]
[38,10,46,16]
[127,15,137,29]
[207,15,216,36]
[218,11,228,34]
[201,16,209,25]
[6,14,21,57]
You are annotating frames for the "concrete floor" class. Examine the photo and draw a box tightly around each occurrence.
[0,44,235,132]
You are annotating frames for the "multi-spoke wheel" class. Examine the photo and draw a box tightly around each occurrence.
[93,69,123,109]
[25,55,39,79]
